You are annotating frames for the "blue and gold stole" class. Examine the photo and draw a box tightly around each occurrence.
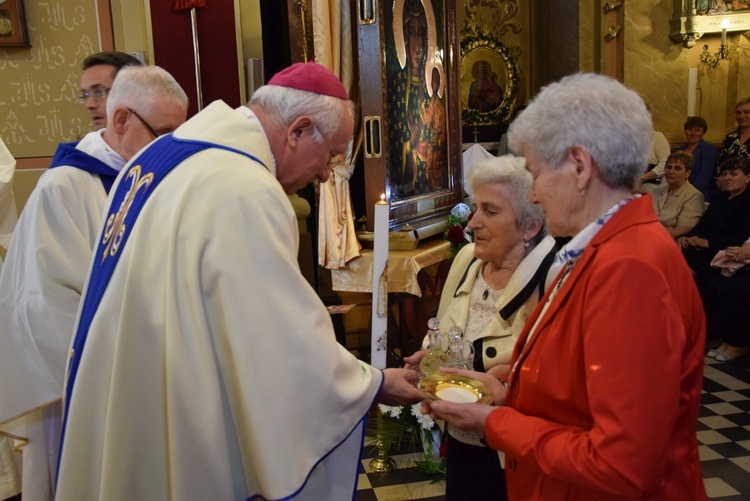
[58,134,267,470]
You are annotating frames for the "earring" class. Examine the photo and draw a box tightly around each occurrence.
[523,240,530,248]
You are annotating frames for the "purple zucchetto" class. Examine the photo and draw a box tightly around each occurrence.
[267,62,348,100]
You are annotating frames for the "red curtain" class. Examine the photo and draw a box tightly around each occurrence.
[151,1,242,117]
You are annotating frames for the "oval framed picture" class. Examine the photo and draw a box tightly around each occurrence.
[460,35,519,125]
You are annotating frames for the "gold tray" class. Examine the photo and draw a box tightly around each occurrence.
[418,373,494,405]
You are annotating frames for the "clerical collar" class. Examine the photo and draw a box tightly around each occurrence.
[82,130,126,173]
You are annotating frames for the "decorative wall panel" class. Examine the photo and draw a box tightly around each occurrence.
[0,0,102,158]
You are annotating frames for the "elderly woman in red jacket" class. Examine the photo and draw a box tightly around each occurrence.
[423,73,706,500]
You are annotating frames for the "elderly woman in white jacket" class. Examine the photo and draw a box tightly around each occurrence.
[405,155,556,501]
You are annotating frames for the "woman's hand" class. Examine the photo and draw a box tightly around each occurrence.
[680,236,708,249]
[725,246,747,262]
[486,363,510,380]
[402,349,426,371]
[421,399,497,435]
[436,367,507,406]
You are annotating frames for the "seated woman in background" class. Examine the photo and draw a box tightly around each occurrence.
[678,157,750,288]
[638,129,671,193]
[652,151,705,238]
[717,97,750,165]
[704,235,750,362]
[674,116,718,201]
[404,155,557,501]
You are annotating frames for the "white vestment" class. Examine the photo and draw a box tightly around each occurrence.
[0,131,125,501]
[0,137,18,269]
[56,101,383,501]
[0,138,21,500]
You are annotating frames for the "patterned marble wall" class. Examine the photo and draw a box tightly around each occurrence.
[624,0,748,145]
[0,1,101,158]
[579,0,596,73]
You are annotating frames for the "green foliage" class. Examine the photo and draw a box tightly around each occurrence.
[365,406,446,481]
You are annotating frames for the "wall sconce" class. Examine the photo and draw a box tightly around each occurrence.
[606,25,622,41]
[700,22,750,69]
[603,1,622,14]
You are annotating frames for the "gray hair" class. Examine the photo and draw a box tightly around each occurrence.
[508,73,652,189]
[470,155,546,240]
[248,85,350,143]
[107,66,188,117]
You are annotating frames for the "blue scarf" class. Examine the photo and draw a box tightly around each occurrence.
[48,141,120,194]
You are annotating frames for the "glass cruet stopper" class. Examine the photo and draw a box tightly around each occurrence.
[445,325,473,370]
[419,317,448,376]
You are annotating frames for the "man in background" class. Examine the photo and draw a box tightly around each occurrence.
[0,66,188,501]
[56,62,423,501]
[78,51,142,130]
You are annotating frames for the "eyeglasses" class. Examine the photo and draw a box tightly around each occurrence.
[313,124,342,167]
[128,108,161,138]
[76,87,110,103]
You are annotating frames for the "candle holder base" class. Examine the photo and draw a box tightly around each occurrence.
[369,405,397,473]
[369,443,397,473]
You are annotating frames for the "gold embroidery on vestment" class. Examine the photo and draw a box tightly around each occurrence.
[101,165,154,262]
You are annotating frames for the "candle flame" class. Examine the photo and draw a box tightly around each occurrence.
[380,194,386,202]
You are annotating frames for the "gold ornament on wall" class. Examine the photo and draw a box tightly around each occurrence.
[460,0,521,125]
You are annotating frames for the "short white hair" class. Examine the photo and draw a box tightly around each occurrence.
[106,66,188,117]
[249,85,350,144]
[470,155,546,237]
[508,73,652,189]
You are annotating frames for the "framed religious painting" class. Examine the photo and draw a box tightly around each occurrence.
[460,34,520,126]
[357,0,462,231]
[0,0,31,48]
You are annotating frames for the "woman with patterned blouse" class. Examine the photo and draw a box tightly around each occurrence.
[717,97,750,165]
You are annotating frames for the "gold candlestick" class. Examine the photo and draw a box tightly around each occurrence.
[369,410,396,472]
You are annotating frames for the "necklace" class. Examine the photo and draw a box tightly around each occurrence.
[481,263,510,301]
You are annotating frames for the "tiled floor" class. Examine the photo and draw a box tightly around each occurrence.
[357,353,750,500]
[357,442,446,501]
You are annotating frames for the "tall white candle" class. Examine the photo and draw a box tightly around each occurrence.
[370,194,389,369]
[721,28,727,46]
[687,67,697,116]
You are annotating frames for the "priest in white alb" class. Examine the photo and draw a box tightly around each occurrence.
[0,67,188,501]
